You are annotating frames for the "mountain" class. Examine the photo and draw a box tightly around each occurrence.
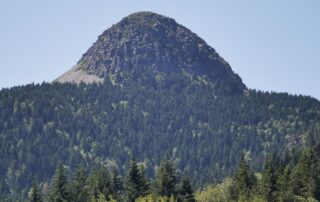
[55,12,246,94]
[1,12,320,199]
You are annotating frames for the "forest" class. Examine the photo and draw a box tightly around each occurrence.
[26,144,320,202]
[1,69,320,200]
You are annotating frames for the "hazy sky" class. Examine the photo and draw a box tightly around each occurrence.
[0,1,319,100]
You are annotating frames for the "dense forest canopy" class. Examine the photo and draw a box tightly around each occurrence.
[1,69,320,199]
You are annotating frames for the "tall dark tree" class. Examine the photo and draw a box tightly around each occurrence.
[89,167,112,200]
[110,166,123,201]
[260,159,277,202]
[231,155,257,201]
[177,177,195,202]
[289,149,320,200]
[28,181,42,202]
[125,157,144,202]
[70,165,89,202]
[139,164,150,196]
[156,157,177,198]
[46,162,70,202]
[276,165,292,202]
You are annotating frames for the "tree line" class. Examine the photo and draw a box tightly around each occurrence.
[197,144,320,202]
[27,143,320,202]
[28,157,195,202]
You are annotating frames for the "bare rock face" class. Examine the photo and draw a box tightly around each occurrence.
[55,11,246,92]
[55,65,104,84]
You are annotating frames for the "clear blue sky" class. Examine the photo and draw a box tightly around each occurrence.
[1,1,319,100]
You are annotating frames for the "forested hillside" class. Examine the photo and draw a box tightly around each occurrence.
[25,144,320,202]
[1,69,320,199]
[1,11,320,200]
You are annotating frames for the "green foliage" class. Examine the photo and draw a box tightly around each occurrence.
[177,177,195,202]
[260,159,277,202]
[231,155,257,201]
[155,157,177,197]
[196,178,233,202]
[69,165,90,202]
[28,181,42,202]
[46,162,70,202]
[1,70,320,197]
[125,158,146,201]
[197,145,320,202]
[288,149,320,201]
[110,166,123,201]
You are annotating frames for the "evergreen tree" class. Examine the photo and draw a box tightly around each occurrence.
[70,165,89,202]
[289,149,320,200]
[260,159,277,202]
[110,166,123,201]
[139,164,150,196]
[231,155,256,201]
[156,157,177,198]
[89,167,112,201]
[28,181,42,202]
[177,177,195,202]
[46,162,70,202]
[276,165,292,202]
[125,157,144,202]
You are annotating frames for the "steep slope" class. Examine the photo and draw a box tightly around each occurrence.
[56,12,246,94]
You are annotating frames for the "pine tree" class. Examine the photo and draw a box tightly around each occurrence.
[156,157,177,198]
[110,166,123,201]
[90,167,112,201]
[231,155,256,201]
[260,159,277,202]
[28,181,42,202]
[139,164,150,196]
[289,149,320,200]
[71,165,89,202]
[125,157,144,202]
[177,177,195,202]
[276,165,292,201]
[46,162,70,202]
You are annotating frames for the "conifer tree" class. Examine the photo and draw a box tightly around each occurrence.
[156,157,177,198]
[71,165,89,202]
[139,164,150,196]
[28,181,42,202]
[125,157,144,202]
[289,149,320,200]
[89,167,112,201]
[177,177,195,202]
[110,166,123,201]
[231,155,256,201]
[260,159,277,202]
[46,162,70,202]
[276,165,292,201]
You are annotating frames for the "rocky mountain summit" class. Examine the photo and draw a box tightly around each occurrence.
[56,12,246,92]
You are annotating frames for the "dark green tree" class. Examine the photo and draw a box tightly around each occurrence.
[156,157,177,198]
[110,166,123,201]
[139,164,150,196]
[289,149,320,200]
[28,181,42,202]
[46,162,70,202]
[260,159,277,202]
[231,155,257,201]
[276,165,292,202]
[89,167,112,201]
[70,165,89,202]
[177,177,195,202]
[125,157,144,202]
